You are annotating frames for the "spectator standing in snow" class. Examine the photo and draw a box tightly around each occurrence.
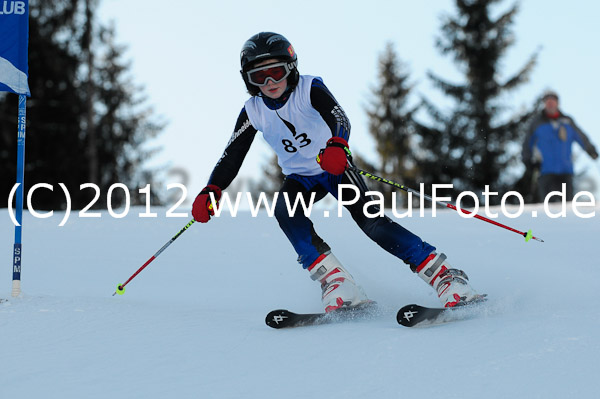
[522,90,598,202]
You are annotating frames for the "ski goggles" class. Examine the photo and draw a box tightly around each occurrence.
[246,62,294,86]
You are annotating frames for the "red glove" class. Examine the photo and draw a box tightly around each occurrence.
[192,185,222,223]
[317,137,350,175]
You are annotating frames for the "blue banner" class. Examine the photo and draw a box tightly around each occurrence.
[0,0,30,96]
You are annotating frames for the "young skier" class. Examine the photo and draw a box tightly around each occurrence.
[192,32,481,312]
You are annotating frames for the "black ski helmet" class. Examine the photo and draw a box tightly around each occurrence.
[240,32,299,96]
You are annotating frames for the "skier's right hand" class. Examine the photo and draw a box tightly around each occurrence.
[317,137,350,175]
[192,185,222,223]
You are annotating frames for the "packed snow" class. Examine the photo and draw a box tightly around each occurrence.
[1,200,599,398]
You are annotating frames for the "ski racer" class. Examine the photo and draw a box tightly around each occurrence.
[191,32,482,312]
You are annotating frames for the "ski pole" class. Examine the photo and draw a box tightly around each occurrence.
[349,166,544,243]
[113,219,196,296]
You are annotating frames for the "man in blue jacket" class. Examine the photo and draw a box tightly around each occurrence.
[522,90,598,202]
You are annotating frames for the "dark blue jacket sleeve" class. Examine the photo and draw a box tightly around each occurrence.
[566,114,598,158]
[207,107,258,190]
[309,78,351,142]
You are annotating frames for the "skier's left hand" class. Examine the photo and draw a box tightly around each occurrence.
[317,137,350,175]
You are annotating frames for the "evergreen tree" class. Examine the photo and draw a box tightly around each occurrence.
[0,0,162,210]
[91,23,163,206]
[366,42,419,207]
[417,0,537,205]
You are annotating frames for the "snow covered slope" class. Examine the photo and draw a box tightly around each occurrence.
[1,204,599,398]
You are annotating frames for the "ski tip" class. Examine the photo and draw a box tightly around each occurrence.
[397,296,489,327]
[265,309,293,329]
[396,304,421,326]
[265,302,379,329]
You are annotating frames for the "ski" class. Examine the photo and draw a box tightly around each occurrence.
[266,301,378,329]
[397,296,487,327]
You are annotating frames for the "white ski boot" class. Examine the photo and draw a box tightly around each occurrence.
[308,252,369,313]
[415,252,480,308]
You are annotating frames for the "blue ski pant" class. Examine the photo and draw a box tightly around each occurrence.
[274,168,435,269]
